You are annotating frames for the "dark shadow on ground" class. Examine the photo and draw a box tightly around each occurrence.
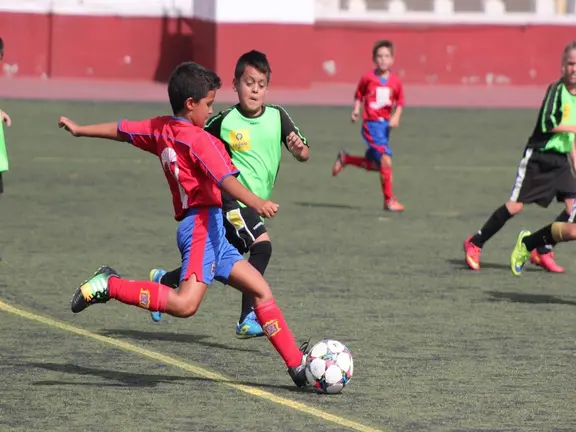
[486,291,576,306]
[99,329,260,353]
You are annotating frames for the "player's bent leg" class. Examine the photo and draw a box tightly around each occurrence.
[513,221,576,276]
[150,268,167,322]
[464,201,521,270]
[226,260,308,387]
[530,206,571,273]
[163,274,209,318]
[237,233,271,339]
[380,153,404,212]
[149,267,182,322]
[72,266,173,314]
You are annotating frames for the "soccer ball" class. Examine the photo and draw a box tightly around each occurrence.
[305,339,353,394]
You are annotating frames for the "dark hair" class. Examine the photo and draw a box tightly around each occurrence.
[234,50,272,82]
[372,40,394,58]
[168,62,222,114]
[0,38,4,58]
[562,40,576,66]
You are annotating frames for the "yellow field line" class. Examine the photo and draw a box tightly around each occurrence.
[0,300,385,432]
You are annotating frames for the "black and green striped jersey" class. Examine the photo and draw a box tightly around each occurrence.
[527,79,576,154]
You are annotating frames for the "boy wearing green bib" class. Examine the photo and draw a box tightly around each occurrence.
[0,37,12,195]
[466,41,576,274]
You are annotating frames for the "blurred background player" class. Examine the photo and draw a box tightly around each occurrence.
[464,40,576,273]
[0,36,12,197]
[0,37,12,262]
[58,62,309,387]
[149,50,310,338]
[332,39,405,212]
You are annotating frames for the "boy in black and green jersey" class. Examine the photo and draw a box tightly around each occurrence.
[466,40,576,274]
[510,41,576,275]
[149,51,309,338]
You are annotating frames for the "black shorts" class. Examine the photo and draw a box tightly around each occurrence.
[223,204,267,254]
[509,148,576,207]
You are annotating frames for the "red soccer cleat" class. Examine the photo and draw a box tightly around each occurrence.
[332,151,347,177]
[384,198,404,212]
[463,235,482,271]
[530,249,565,273]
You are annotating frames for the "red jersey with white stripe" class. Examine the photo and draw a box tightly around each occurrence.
[354,70,405,122]
[118,116,238,221]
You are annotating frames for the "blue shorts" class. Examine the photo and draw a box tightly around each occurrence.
[176,207,243,285]
[362,120,392,163]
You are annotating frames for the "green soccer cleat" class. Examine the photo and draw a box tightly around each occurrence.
[71,266,118,313]
[510,230,532,276]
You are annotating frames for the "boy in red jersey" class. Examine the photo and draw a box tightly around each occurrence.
[58,62,309,387]
[332,40,405,212]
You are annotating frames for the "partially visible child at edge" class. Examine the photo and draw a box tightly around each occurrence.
[58,61,310,388]
[0,37,13,262]
[332,39,405,212]
[0,37,13,196]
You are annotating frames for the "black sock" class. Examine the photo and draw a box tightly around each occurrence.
[471,205,513,247]
[240,241,272,322]
[536,210,569,254]
[523,224,555,252]
[160,267,181,289]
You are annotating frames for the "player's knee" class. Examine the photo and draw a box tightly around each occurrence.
[505,201,523,215]
[565,223,576,240]
[251,240,272,261]
[380,154,391,168]
[176,301,201,318]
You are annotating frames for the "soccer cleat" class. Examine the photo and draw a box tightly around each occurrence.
[384,198,404,212]
[235,311,265,339]
[71,266,118,313]
[530,249,565,273]
[288,364,308,387]
[463,235,482,271]
[287,339,311,388]
[149,268,167,322]
[510,230,532,276]
[332,151,347,177]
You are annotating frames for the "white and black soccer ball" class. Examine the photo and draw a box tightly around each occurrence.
[304,338,353,394]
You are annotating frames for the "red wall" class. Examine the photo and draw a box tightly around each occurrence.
[0,12,573,86]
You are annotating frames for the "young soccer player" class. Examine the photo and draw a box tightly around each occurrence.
[464,40,576,273]
[58,62,309,387]
[0,37,12,197]
[332,39,405,212]
[149,50,309,339]
[510,41,576,275]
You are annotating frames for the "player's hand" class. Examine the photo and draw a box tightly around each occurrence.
[389,116,400,128]
[1,111,11,127]
[58,116,81,136]
[286,131,305,155]
[351,110,359,123]
[255,199,279,218]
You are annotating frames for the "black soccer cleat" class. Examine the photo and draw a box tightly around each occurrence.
[287,339,312,388]
[288,364,308,388]
[71,266,118,313]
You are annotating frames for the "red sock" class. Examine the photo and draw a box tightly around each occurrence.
[109,277,169,312]
[342,154,378,171]
[380,166,393,202]
[254,299,302,368]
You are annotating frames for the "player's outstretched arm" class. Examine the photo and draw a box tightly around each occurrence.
[58,117,126,142]
[220,176,279,218]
